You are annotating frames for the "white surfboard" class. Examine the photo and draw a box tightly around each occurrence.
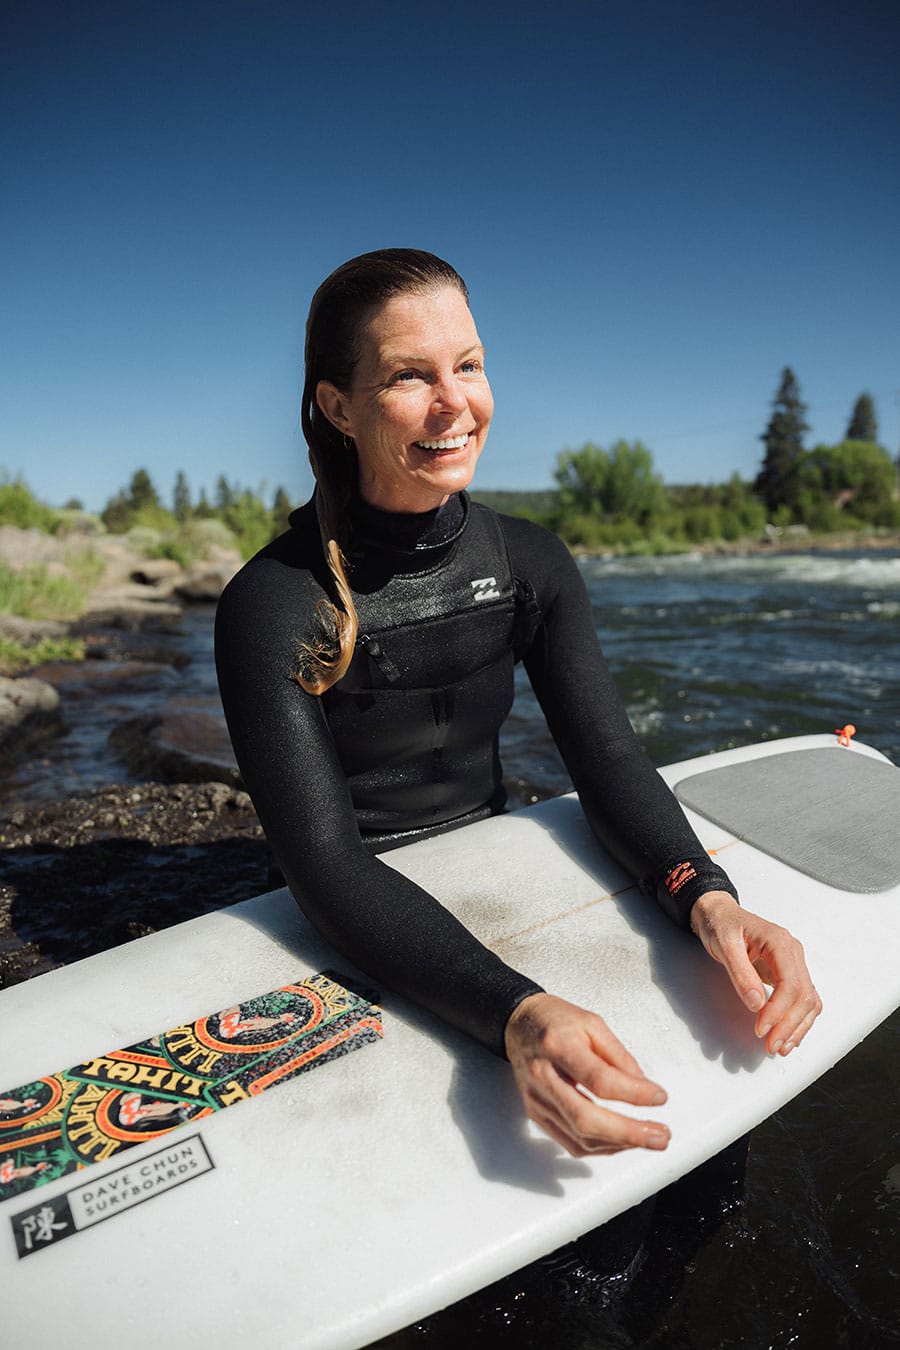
[2,735,898,1349]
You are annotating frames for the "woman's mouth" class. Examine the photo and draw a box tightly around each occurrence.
[414,433,470,452]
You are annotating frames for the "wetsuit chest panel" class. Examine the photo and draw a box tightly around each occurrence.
[325,655,514,829]
[321,504,517,834]
[338,503,517,692]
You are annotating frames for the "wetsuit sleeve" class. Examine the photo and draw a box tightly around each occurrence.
[215,555,542,1058]
[503,517,738,927]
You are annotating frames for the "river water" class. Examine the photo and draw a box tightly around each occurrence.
[7,549,900,1346]
[479,549,900,1350]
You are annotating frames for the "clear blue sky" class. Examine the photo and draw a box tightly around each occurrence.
[2,0,898,513]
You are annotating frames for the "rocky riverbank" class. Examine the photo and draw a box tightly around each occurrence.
[0,524,265,990]
[0,781,267,987]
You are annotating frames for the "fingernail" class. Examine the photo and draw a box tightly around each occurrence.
[758,1023,771,1040]
[771,1038,784,1055]
[646,1127,669,1149]
[652,1088,667,1105]
[746,989,764,1011]
[781,1040,795,1055]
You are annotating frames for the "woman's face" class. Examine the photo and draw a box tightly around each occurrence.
[316,285,493,514]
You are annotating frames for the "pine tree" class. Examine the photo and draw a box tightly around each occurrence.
[100,489,131,532]
[271,486,292,533]
[215,474,235,513]
[846,392,878,443]
[127,468,160,513]
[754,368,809,513]
[173,470,192,522]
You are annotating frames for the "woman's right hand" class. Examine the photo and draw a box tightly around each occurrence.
[504,992,671,1158]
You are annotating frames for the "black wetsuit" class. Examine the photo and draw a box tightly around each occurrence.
[215,493,737,1057]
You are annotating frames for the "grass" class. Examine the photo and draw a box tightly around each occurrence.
[0,556,102,622]
[0,633,86,676]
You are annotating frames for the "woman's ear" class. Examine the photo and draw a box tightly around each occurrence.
[316,381,353,436]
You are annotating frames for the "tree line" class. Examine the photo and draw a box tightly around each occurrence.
[3,374,897,557]
[96,469,294,559]
[537,375,898,551]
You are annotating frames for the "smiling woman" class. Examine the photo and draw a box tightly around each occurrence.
[215,248,822,1161]
[315,285,493,515]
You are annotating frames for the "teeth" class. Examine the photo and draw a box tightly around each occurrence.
[415,434,469,451]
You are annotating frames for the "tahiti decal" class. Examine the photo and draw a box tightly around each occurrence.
[0,971,382,1205]
[11,1135,213,1259]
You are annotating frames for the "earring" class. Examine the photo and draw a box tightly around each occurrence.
[342,434,354,449]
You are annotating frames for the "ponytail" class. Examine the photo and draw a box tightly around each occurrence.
[293,435,359,694]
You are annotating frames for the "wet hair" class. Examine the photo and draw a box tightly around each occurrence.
[296,249,469,694]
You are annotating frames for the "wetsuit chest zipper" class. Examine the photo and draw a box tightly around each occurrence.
[356,593,515,687]
[357,634,402,685]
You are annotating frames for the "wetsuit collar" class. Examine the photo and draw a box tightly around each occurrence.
[349,492,469,557]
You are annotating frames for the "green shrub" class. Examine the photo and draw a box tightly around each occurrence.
[53,509,105,537]
[126,525,164,556]
[0,476,59,531]
[156,517,238,566]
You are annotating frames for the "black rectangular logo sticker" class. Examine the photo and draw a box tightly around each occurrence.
[11,1134,213,1258]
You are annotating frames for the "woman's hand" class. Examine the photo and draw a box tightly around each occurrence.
[504,992,670,1158]
[689,891,823,1055]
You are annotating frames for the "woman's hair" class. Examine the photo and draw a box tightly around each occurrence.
[296,248,469,694]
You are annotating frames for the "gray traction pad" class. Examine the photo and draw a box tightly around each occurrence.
[674,748,900,893]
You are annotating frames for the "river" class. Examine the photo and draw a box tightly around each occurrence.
[477,549,899,1349]
[5,548,900,1346]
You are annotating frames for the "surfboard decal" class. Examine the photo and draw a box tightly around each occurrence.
[0,971,382,1203]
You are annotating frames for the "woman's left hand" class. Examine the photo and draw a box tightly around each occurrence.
[689,891,823,1055]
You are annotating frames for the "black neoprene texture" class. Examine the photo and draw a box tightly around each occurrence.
[215,495,737,1057]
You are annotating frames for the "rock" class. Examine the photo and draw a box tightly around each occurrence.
[29,658,179,699]
[79,628,192,669]
[0,674,62,753]
[174,560,241,602]
[0,781,266,979]
[75,590,185,634]
[109,709,241,787]
[0,615,70,646]
[130,559,183,587]
[0,526,63,568]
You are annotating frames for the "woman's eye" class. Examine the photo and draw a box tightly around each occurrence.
[392,369,419,383]
[460,359,482,374]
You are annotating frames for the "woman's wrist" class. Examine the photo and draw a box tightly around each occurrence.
[689,889,741,937]
[501,985,547,1059]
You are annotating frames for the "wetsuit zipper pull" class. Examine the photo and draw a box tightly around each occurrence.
[358,634,402,685]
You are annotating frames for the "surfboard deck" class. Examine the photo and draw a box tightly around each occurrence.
[2,735,898,1348]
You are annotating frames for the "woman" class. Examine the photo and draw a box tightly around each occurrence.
[216,249,821,1158]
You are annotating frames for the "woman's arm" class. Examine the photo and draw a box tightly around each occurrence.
[508,517,734,911]
[215,554,542,1058]
[503,516,821,1048]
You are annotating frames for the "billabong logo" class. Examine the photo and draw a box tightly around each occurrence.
[471,577,500,601]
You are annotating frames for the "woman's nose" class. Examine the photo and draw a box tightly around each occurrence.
[431,374,468,415]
